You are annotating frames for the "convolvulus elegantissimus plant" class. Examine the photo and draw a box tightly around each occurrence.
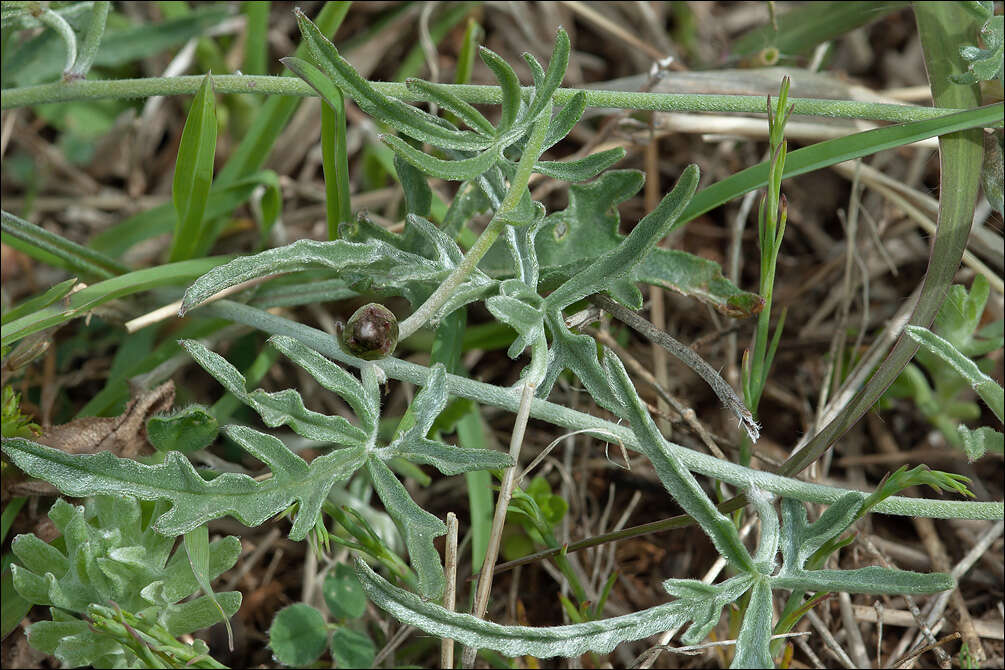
[2,3,1003,668]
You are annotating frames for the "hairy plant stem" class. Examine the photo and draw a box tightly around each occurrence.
[0,75,980,123]
[463,381,536,668]
[200,300,1004,522]
[397,110,551,340]
[397,217,505,339]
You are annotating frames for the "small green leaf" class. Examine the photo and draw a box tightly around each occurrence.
[906,325,1003,422]
[543,91,586,150]
[294,9,489,151]
[323,562,368,619]
[170,71,218,262]
[381,133,499,181]
[406,78,495,136]
[524,27,570,123]
[330,626,376,668]
[366,457,446,600]
[147,405,219,453]
[269,603,328,667]
[958,425,1005,460]
[730,578,773,669]
[479,46,522,134]
[184,525,233,650]
[532,147,626,182]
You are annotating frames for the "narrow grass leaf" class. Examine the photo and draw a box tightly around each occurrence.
[2,210,127,280]
[1,257,230,348]
[1,279,77,326]
[183,525,232,649]
[169,71,217,262]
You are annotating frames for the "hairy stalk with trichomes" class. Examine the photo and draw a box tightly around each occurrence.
[2,6,1002,669]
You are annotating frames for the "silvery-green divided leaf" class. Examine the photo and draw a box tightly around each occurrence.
[931,275,999,358]
[537,311,623,415]
[958,424,1005,460]
[778,494,863,572]
[10,496,241,666]
[519,170,762,318]
[381,364,514,474]
[365,457,446,599]
[544,164,700,311]
[951,3,1003,86]
[543,91,587,150]
[180,339,368,446]
[906,325,1003,422]
[530,147,626,182]
[523,27,570,123]
[662,574,756,645]
[395,151,433,218]
[294,9,491,151]
[266,335,376,435]
[771,567,953,595]
[730,579,773,669]
[381,133,500,181]
[356,557,696,658]
[486,293,544,360]
[479,45,522,134]
[180,238,441,314]
[1,435,366,541]
[606,347,757,574]
[405,78,496,137]
[748,487,779,573]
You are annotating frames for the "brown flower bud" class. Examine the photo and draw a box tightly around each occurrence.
[338,303,398,360]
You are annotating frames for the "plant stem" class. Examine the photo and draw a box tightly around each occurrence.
[66,0,109,80]
[464,381,536,668]
[200,299,1005,522]
[397,110,551,340]
[2,75,985,124]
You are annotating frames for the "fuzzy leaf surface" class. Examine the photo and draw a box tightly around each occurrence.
[1,435,366,540]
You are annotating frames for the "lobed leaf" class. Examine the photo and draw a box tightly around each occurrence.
[180,339,368,446]
[607,348,756,573]
[356,557,694,657]
[544,164,700,311]
[381,133,500,181]
[1,435,366,541]
[405,78,496,136]
[294,9,490,151]
[730,578,773,669]
[479,45,522,134]
[531,147,626,182]
[366,457,446,599]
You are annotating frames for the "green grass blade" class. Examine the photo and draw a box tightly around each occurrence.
[732,2,908,58]
[169,72,218,262]
[778,2,987,478]
[0,256,231,348]
[678,102,1002,228]
[1,279,77,326]
[90,171,280,258]
[2,210,128,279]
[241,1,270,75]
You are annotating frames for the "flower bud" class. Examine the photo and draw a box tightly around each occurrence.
[338,303,398,360]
